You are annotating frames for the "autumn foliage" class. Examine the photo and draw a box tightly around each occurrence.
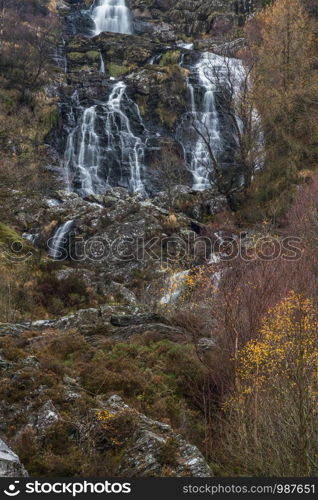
[222,292,318,476]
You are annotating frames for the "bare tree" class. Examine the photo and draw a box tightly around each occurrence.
[0,0,59,102]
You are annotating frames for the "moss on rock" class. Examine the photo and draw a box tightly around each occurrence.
[159,50,181,66]
[107,62,137,77]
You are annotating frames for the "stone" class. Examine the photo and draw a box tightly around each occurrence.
[0,439,28,477]
[103,395,213,477]
[34,401,60,432]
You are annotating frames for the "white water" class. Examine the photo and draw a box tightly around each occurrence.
[99,52,105,73]
[160,270,189,305]
[90,0,133,35]
[49,220,74,260]
[177,42,194,50]
[179,52,244,191]
[54,38,67,73]
[103,81,146,194]
[65,82,146,195]
[148,53,162,65]
[65,104,106,196]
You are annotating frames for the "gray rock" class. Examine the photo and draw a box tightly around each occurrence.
[34,401,59,432]
[103,395,213,477]
[109,282,137,304]
[0,439,28,477]
[198,337,216,350]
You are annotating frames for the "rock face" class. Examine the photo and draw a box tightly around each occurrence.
[0,439,28,477]
[104,395,213,476]
[49,0,250,200]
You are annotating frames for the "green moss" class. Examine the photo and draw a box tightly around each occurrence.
[106,62,136,77]
[0,222,24,247]
[67,52,84,61]
[156,103,178,128]
[68,50,100,62]
[175,33,193,43]
[40,105,58,135]
[86,50,101,62]
[67,40,82,50]
[135,95,149,116]
[159,50,181,66]
[0,90,17,113]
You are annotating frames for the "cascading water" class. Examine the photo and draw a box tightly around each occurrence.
[159,270,190,305]
[54,38,67,73]
[103,81,146,195]
[49,220,74,260]
[64,103,107,197]
[178,52,244,191]
[64,82,147,196]
[99,52,105,73]
[90,0,133,35]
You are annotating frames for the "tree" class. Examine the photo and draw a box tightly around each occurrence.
[0,0,59,102]
[224,291,318,476]
[246,0,318,215]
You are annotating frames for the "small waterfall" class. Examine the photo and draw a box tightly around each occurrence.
[99,52,105,73]
[49,220,74,260]
[54,38,67,73]
[177,42,194,50]
[90,0,133,35]
[148,53,162,65]
[178,52,244,191]
[160,270,189,305]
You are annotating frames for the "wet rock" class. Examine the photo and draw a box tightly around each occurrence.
[112,322,187,341]
[198,337,216,350]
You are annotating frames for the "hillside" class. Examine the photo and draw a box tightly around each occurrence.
[0,0,318,478]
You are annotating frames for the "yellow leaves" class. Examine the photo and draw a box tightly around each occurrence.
[96,409,115,422]
[228,291,318,411]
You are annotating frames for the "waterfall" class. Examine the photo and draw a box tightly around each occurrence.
[64,82,147,196]
[178,52,244,191]
[90,0,133,36]
[148,54,162,65]
[49,220,74,260]
[103,81,146,194]
[54,38,67,73]
[64,104,107,197]
[99,52,105,73]
[159,270,189,305]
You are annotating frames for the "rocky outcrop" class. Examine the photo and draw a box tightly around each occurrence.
[101,395,213,476]
[0,439,28,477]
[130,0,244,36]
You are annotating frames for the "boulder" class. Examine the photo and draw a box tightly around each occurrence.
[0,439,28,477]
[103,395,213,477]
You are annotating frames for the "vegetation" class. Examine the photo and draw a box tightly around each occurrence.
[242,0,318,218]
[223,292,318,476]
[1,0,318,480]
